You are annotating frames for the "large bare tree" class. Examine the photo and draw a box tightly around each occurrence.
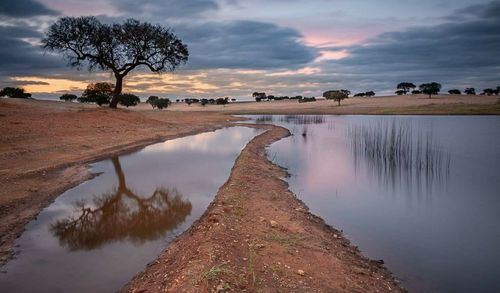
[42,17,189,108]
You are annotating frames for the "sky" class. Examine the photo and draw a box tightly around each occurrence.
[0,0,499,99]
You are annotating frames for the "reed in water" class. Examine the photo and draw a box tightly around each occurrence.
[348,120,450,191]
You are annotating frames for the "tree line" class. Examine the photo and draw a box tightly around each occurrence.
[395,82,500,98]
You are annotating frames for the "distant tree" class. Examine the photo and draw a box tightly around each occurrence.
[216,97,229,105]
[201,98,208,106]
[59,93,78,102]
[483,88,495,96]
[411,90,422,94]
[176,99,180,103]
[365,91,375,97]
[419,82,441,99]
[397,82,416,95]
[146,96,159,104]
[395,90,406,95]
[151,98,170,109]
[354,93,366,97]
[78,82,114,106]
[231,98,236,102]
[252,92,266,102]
[0,87,32,99]
[42,16,188,109]
[118,93,140,107]
[464,88,476,95]
[448,89,461,95]
[298,97,316,103]
[340,89,351,96]
[323,90,349,106]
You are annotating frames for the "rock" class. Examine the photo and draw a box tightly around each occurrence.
[297,269,305,276]
[215,283,225,292]
[270,220,278,228]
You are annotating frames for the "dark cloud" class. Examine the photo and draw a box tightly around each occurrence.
[0,25,64,77]
[321,1,500,93]
[115,0,218,19]
[0,0,58,17]
[177,21,318,70]
[454,0,500,19]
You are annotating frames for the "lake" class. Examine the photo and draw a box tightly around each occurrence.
[0,126,262,293]
[251,115,500,293]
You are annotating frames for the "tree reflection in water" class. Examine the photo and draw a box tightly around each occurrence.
[51,157,192,250]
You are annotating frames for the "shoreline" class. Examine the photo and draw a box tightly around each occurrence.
[3,95,496,290]
[0,99,240,264]
[123,124,404,292]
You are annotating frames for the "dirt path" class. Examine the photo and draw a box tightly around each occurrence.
[123,125,404,292]
[0,98,238,264]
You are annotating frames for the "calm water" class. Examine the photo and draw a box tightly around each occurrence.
[0,127,262,293]
[252,115,500,293]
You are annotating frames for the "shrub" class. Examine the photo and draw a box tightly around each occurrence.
[150,98,171,109]
[216,97,229,105]
[146,96,159,104]
[78,82,114,106]
[119,93,140,107]
[0,87,32,99]
[59,93,78,102]
[298,97,316,103]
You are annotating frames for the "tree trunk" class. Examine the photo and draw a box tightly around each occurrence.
[109,75,123,109]
[338,100,341,106]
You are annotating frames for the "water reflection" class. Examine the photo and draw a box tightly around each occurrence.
[51,157,191,251]
[251,115,500,292]
[0,126,261,293]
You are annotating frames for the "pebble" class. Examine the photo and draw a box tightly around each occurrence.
[270,220,278,228]
[297,269,305,276]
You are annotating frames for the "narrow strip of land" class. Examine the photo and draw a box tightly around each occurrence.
[123,124,404,292]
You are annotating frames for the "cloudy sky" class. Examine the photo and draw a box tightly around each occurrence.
[0,0,499,99]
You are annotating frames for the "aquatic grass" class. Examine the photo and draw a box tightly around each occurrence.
[278,115,325,125]
[347,120,450,191]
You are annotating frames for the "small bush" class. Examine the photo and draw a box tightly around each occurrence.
[151,98,171,109]
[119,93,140,107]
[146,96,159,104]
[59,93,78,102]
[0,87,32,99]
